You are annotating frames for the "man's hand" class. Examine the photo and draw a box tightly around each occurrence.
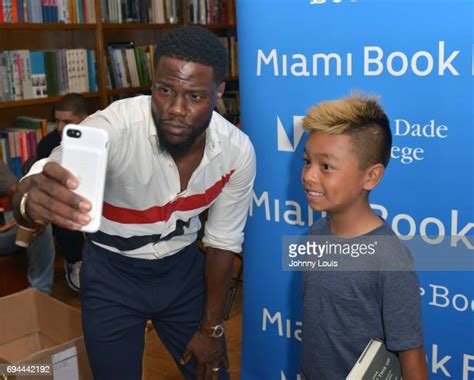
[12,162,92,230]
[181,246,234,379]
[0,219,16,233]
[180,330,228,379]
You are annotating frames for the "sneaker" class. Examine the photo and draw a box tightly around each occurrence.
[65,260,82,292]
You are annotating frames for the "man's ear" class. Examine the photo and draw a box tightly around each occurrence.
[217,82,226,98]
[363,163,385,191]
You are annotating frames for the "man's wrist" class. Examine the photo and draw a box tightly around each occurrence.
[19,191,33,223]
[13,188,41,230]
[199,321,225,338]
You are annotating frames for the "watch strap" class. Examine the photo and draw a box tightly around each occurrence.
[19,191,33,223]
[199,322,225,338]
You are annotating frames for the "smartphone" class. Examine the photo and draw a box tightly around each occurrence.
[61,124,109,233]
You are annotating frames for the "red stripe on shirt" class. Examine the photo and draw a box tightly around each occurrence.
[102,170,235,224]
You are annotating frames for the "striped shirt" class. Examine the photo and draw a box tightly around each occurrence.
[27,96,256,259]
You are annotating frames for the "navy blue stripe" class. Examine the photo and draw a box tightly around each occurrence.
[88,219,192,251]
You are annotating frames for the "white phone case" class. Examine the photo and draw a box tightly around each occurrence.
[61,124,109,233]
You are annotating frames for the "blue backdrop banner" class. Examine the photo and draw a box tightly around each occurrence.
[237,1,473,379]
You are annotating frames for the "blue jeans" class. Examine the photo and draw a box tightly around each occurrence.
[0,224,55,294]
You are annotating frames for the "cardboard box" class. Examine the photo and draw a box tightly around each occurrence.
[0,288,92,379]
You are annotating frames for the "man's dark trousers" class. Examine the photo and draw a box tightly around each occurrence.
[81,240,230,380]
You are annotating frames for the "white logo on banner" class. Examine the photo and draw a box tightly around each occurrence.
[262,308,302,342]
[261,307,474,379]
[281,371,302,380]
[426,344,474,380]
[257,42,461,77]
[421,284,474,313]
[310,0,356,4]
[277,116,305,152]
[391,118,449,164]
[250,192,474,249]
[276,114,449,164]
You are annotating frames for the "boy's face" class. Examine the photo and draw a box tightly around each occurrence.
[301,131,369,214]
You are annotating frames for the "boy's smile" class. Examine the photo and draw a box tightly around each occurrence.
[301,131,369,215]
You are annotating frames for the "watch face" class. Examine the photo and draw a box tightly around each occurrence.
[212,325,225,338]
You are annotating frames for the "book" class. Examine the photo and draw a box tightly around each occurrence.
[346,339,402,380]
[19,50,34,99]
[86,49,97,92]
[30,51,47,98]
[16,115,46,139]
[11,51,23,100]
[77,49,89,92]
[44,50,59,96]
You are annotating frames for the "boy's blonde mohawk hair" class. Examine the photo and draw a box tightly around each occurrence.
[303,92,392,169]
[303,92,384,134]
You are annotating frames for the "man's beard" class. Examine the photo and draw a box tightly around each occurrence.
[151,106,209,158]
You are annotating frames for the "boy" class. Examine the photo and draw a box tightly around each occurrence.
[300,93,428,379]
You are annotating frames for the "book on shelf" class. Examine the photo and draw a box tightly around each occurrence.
[150,0,164,23]
[188,0,235,25]
[86,49,97,92]
[100,0,180,23]
[229,35,238,76]
[30,50,47,98]
[106,42,154,90]
[346,339,402,380]
[0,116,49,177]
[0,49,97,101]
[215,90,239,125]
[0,0,95,23]
[16,115,47,137]
[217,36,238,77]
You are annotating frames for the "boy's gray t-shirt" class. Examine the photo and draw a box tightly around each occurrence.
[300,217,423,380]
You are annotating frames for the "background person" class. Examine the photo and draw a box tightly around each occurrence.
[0,161,55,294]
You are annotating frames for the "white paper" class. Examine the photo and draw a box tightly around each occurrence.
[51,346,79,380]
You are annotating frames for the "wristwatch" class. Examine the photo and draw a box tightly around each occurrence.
[19,191,32,223]
[199,323,225,338]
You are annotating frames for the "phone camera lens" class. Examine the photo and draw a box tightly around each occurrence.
[67,129,81,138]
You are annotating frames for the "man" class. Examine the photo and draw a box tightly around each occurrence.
[0,161,55,294]
[13,27,256,380]
[37,93,89,159]
[37,93,88,292]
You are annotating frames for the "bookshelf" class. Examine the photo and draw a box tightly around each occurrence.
[0,0,239,129]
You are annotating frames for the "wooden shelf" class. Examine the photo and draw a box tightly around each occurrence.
[190,23,236,30]
[0,92,100,109]
[103,23,181,30]
[107,86,151,95]
[0,1,239,127]
[102,22,235,31]
[0,23,96,30]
